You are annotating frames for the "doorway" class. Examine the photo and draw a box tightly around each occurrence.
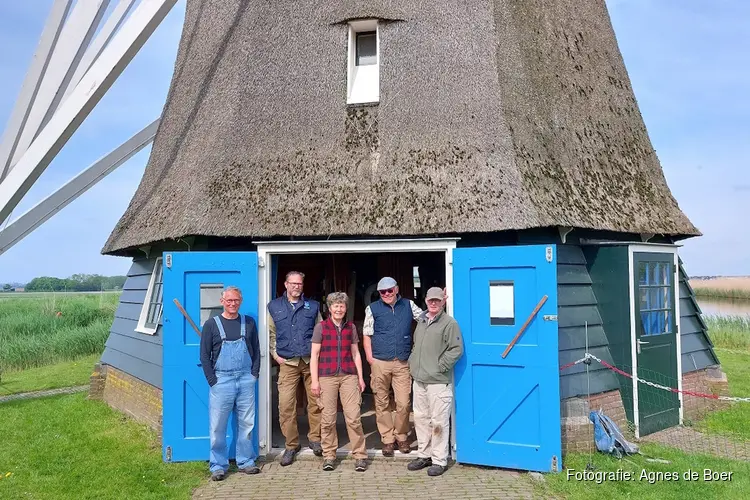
[255,239,456,457]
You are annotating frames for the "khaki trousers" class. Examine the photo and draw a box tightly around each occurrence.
[413,381,453,467]
[370,359,412,444]
[278,360,321,449]
[318,374,367,460]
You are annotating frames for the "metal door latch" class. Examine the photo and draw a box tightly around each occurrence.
[543,315,558,321]
[165,253,172,269]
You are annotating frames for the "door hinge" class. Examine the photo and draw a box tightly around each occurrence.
[551,455,558,472]
[543,315,558,322]
[165,253,172,269]
[258,256,265,268]
[165,446,172,462]
[545,246,553,263]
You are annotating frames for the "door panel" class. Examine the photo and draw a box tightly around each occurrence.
[633,252,679,436]
[454,245,561,472]
[162,252,258,462]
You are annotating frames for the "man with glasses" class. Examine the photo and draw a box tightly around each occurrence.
[268,271,323,465]
[199,286,261,481]
[362,277,425,456]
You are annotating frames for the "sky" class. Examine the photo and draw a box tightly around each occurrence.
[0,0,747,283]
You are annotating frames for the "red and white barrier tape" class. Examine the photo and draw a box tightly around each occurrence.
[560,353,750,403]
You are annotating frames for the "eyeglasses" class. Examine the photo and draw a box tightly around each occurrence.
[286,282,304,287]
[223,299,241,304]
[379,288,395,296]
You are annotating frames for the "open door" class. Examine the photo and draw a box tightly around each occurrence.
[453,245,561,472]
[162,252,259,462]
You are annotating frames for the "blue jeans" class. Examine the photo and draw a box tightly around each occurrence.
[209,371,257,472]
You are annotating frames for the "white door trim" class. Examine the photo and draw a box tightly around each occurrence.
[254,237,459,457]
[627,244,681,439]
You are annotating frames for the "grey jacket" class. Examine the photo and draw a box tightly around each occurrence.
[408,310,464,384]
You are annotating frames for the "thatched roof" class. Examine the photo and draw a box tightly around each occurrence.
[102,0,698,255]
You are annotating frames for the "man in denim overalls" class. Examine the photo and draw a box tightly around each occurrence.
[199,286,261,481]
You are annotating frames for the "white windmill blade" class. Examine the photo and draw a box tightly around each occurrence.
[0,0,73,183]
[0,0,178,226]
[8,0,113,170]
[0,119,159,256]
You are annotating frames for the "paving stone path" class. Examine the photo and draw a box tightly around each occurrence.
[642,426,750,461]
[0,385,88,404]
[192,457,541,500]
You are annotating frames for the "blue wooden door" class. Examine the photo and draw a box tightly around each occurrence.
[453,245,561,472]
[162,252,258,462]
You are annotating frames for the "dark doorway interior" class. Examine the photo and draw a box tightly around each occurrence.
[269,251,447,452]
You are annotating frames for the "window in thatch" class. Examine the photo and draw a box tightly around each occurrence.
[136,257,163,335]
[347,20,379,104]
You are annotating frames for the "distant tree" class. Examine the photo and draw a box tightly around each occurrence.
[2,283,11,292]
[25,274,128,292]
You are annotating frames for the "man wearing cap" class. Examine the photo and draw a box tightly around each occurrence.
[407,286,463,477]
[362,276,425,456]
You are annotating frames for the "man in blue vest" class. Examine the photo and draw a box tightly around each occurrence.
[268,271,323,466]
[362,276,425,456]
[199,286,261,481]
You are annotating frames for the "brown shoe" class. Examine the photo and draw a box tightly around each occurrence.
[397,441,411,454]
[382,442,395,457]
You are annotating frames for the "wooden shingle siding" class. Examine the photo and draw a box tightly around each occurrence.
[101,258,163,388]
[678,259,719,373]
[557,245,618,399]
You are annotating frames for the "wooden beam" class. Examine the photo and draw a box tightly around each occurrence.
[0,0,73,182]
[0,0,177,226]
[0,119,158,255]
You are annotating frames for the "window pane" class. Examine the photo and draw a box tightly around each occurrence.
[489,281,514,325]
[356,32,377,66]
[639,287,648,309]
[639,263,648,285]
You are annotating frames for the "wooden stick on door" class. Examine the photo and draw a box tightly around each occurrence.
[501,295,548,359]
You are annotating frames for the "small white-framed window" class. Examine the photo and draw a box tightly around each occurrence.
[136,257,164,335]
[347,19,379,104]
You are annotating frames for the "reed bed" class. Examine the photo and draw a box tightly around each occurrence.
[0,293,118,371]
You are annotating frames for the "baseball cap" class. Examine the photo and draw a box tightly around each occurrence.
[377,277,397,290]
[425,287,444,301]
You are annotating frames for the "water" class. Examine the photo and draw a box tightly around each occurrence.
[697,298,750,318]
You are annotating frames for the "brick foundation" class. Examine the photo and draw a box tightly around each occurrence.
[94,364,163,435]
[560,389,631,455]
[682,366,730,423]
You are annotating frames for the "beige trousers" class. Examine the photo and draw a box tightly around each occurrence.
[278,360,322,449]
[318,374,367,460]
[370,359,412,444]
[413,381,453,467]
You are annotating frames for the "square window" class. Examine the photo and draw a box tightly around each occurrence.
[356,31,377,66]
[489,281,514,326]
[200,283,225,325]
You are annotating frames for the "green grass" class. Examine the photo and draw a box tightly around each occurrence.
[695,349,750,440]
[0,353,100,396]
[705,315,750,350]
[0,393,206,500]
[539,442,750,499]
[694,288,750,300]
[0,293,118,371]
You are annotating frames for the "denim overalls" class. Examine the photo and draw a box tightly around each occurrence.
[208,314,257,473]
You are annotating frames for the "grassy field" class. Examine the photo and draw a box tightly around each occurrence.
[690,277,750,300]
[0,393,205,500]
[0,292,117,372]
[705,315,750,350]
[0,353,100,396]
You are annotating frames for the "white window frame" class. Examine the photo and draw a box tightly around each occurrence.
[347,19,380,104]
[135,257,164,335]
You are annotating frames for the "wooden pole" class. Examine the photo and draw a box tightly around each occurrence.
[173,298,202,337]
[501,295,548,359]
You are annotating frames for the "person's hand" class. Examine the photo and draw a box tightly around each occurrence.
[311,381,321,397]
[275,355,286,365]
[366,355,375,365]
[358,378,366,392]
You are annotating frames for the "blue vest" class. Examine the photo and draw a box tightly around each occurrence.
[370,297,413,361]
[268,294,319,358]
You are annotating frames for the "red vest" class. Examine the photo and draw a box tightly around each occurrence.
[318,318,356,377]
